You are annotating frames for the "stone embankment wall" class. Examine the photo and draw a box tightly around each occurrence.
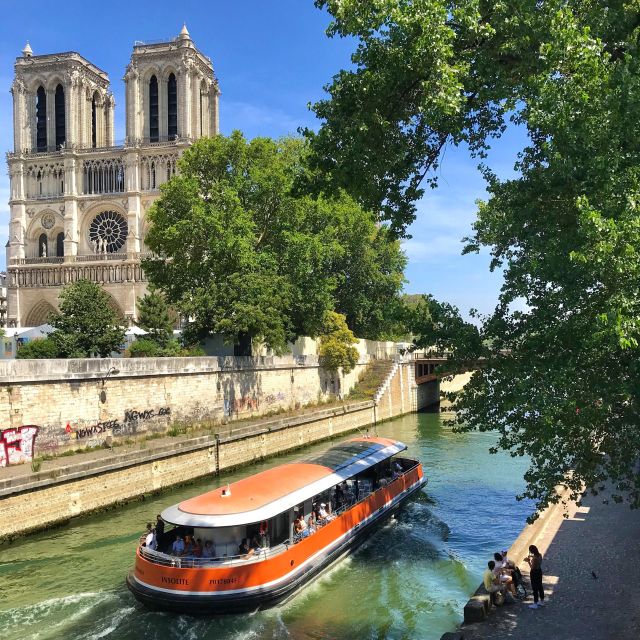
[439,371,474,410]
[0,344,396,461]
[0,361,434,541]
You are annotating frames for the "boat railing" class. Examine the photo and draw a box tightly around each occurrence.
[139,542,290,567]
[293,459,421,542]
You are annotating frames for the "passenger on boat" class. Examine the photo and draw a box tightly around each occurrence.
[192,538,203,557]
[318,503,334,522]
[307,510,317,531]
[202,540,214,558]
[145,527,157,551]
[294,515,309,539]
[171,535,185,556]
[239,538,256,559]
[140,522,152,546]
[183,535,194,557]
[335,483,346,510]
[259,520,269,548]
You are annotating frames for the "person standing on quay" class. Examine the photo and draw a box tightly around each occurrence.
[525,545,545,609]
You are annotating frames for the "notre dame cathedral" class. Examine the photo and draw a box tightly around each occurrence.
[6,26,219,327]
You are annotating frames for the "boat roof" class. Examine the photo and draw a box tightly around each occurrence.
[161,436,407,527]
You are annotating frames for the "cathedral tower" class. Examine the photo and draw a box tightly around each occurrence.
[6,27,220,328]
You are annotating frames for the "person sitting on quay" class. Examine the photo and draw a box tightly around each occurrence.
[483,560,507,602]
[494,552,516,596]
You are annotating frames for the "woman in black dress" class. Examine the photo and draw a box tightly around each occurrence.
[525,544,545,609]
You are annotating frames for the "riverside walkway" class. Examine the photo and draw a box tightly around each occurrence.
[458,484,640,640]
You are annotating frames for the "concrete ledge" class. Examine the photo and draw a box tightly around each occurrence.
[0,354,334,383]
[463,591,491,623]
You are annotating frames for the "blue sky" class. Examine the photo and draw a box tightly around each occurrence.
[0,0,527,319]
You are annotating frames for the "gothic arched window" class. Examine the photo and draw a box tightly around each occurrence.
[149,75,159,142]
[55,84,66,149]
[56,232,64,257]
[92,94,98,148]
[38,233,48,258]
[36,86,47,151]
[168,73,177,139]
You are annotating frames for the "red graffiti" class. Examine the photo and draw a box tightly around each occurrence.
[0,425,39,467]
[233,397,259,412]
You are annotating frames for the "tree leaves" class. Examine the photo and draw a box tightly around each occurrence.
[312,0,640,515]
[143,133,406,352]
[49,280,125,358]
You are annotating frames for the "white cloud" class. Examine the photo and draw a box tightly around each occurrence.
[402,235,466,263]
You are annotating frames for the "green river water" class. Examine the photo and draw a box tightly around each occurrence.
[0,412,532,640]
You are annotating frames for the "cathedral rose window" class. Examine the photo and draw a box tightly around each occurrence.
[89,210,128,253]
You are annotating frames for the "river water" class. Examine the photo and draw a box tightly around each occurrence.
[0,412,532,640]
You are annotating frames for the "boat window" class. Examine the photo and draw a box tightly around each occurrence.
[302,441,378,470]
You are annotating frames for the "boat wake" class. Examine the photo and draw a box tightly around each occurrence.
[0,591,121,640]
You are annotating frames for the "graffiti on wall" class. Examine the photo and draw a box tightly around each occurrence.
[74,407,172,441]
[0,425,39,467]
[264,392,286,405]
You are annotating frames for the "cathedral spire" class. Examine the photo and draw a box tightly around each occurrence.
[178,24,190,40]
[22,41,33,57]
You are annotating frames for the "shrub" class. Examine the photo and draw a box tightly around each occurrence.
[127,339,161,358]
[17,337,59,359]
[318,311,359,373]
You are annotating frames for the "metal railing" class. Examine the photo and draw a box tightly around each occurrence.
[140,541,287,568]
[138,460,420,570]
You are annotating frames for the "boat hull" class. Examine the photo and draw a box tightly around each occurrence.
[127,467,426,614]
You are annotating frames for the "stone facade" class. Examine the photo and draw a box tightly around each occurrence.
[6,26,220,326]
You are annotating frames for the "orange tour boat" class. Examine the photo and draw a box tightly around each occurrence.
[126,436,427,613]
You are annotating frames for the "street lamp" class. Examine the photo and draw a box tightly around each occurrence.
[100,366,120,403]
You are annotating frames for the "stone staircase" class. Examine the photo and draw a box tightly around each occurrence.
[347,358,395,401]
[373,360,399,405]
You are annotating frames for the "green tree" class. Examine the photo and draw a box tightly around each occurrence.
[16,337,59,359]
[49,280,125,357]
[318,311,359,374]
[330,206,407,339]
[309,1,640,515]
[136,288,174,347]
[409,295,484,363]
[144,132,406,350]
